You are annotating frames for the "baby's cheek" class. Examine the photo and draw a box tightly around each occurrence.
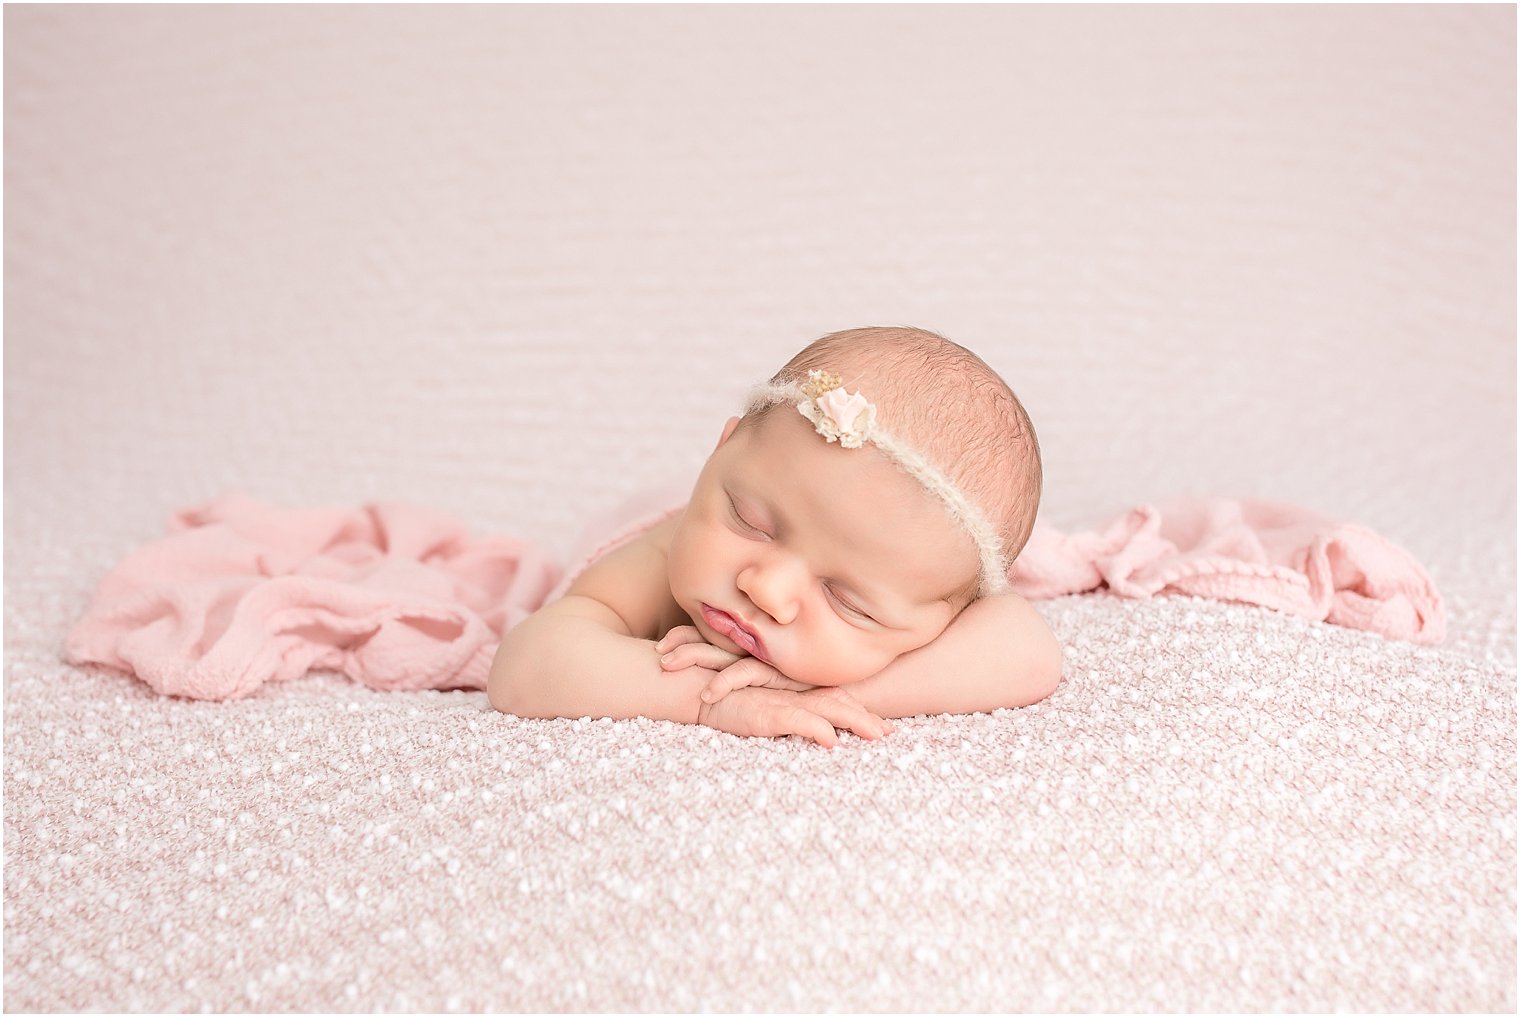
[664,539,696,603]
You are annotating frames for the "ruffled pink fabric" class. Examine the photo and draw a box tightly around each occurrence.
[1009,497,1446,645]
[65,492,1446,702]
[64,493,562,700]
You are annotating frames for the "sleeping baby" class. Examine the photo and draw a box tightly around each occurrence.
[487,325,1062,746]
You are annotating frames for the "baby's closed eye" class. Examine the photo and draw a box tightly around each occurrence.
[726,495,770,538]
[825,584,875,623]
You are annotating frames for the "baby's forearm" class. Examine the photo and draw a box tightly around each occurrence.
[844,594,1062,719]
[487,609,708,724]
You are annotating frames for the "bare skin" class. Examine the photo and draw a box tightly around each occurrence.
[487,411,1062,747]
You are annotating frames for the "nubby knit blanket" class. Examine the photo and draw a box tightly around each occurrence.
[64,491,1445,700]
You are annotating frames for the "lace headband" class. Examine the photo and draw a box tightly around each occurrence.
[744,370,1011,597]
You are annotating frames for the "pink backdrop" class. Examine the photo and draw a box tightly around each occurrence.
[6,6,1513,601]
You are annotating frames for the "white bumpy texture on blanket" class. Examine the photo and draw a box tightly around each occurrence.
[5,6,1515,1011]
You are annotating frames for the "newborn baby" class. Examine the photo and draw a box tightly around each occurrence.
[488,325,1061,746]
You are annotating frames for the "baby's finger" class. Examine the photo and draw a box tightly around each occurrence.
[660,643,741,673]
[700,658,779,702]
[809,687,895,735]
[699,668,753,703]
[801,696,891,742]
[654,625,706,655]
[779,707,839,749]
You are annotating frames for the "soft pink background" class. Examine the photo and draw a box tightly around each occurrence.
[5,5,1514,606]
[4,6,1515,1011]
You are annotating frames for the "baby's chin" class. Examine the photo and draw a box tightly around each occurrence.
[778,663,874,688]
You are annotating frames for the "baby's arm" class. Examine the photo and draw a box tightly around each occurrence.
[487,535,707,723]
[487,529,893,745]
[488,594,708,723]
[831,593,1062,720]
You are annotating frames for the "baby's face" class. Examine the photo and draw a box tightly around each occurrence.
[666,408,980,687]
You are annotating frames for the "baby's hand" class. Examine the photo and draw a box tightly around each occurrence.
[656,625,809,703]
[697,685,894,749]
[655,625,743,673]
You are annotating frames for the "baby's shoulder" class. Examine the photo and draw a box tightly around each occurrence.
[562,513,685,639]
[643,512,681,552]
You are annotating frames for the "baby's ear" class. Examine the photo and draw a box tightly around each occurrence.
[715,416,742,450]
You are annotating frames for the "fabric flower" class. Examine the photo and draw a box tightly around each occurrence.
[798,384,876,448]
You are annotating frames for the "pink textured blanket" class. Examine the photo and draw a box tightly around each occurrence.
[63,493,562,700]
[1009,497,1446,645]
[65,493,1445,701]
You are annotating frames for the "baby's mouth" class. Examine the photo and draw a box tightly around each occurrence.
[699,604,770,664]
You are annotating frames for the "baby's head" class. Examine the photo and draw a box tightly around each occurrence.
[667,325,1043,686]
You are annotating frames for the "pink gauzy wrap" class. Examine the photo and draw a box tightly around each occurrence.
[63,493,562,700]
[1010,497,1446,645]
[64,491,1445,702]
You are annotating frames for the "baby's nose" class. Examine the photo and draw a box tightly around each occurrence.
[737,560,801,626]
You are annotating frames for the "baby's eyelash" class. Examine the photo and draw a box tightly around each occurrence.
[727,497,767,536]
[826,585,873,622]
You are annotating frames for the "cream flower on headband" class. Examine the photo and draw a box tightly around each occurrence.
[796,370,877,448]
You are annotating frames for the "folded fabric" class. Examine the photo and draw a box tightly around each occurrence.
[1008,497,1446,645]
[65,492,1446,702]
[64,493,562,700]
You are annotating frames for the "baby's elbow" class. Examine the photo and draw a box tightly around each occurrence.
[1008,601,1063,707]
[1022,633,1063,706]
[486,632,540,716]
[486,658,520,715]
